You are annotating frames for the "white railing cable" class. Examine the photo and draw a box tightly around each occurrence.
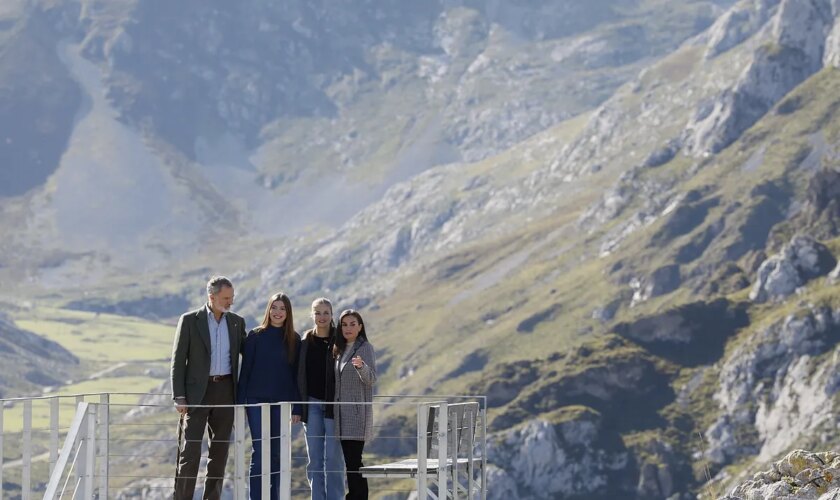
[59,445,83,500]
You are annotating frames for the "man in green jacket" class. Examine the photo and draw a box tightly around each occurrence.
[171,276,247,500]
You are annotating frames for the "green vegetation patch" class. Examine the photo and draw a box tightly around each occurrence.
[14,307,173,364]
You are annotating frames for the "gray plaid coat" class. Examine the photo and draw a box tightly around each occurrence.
[334,338,376,441]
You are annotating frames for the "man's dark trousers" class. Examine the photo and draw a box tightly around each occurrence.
[175,378,234,500]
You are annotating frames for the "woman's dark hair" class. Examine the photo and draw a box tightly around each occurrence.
[332,309,367,358]
[256,292,296,363]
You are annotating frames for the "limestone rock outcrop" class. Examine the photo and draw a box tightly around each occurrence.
[719,450,840,499]
[486,408,632,500]
[749,235,837,302]
[705,306,840,466]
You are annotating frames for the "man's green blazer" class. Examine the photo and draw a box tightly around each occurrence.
[170,306,247,405]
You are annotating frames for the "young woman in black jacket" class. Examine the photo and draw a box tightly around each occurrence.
[297,297,345,500]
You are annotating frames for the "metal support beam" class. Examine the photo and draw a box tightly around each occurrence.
[417,403,428,498]
[234,405,246,498]
[99,394,110,499]
[50,397,59,476]
[438,402,448,499]
[279,403,292,500]
[22,399,31,500]
[261,403,271,499]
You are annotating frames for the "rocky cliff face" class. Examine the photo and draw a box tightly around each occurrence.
[684,0,836,155]
[486,407,633,500]
[720,449,840,499]
[705,305,840,466]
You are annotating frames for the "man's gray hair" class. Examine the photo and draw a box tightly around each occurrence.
[206,276,234,295]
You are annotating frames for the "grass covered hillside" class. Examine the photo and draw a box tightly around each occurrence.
[1,0,839,498]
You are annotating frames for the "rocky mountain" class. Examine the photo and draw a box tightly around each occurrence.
[2,0,840,498]
[0,0,730,281]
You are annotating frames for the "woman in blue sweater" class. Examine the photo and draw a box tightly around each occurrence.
[237,292,302,499]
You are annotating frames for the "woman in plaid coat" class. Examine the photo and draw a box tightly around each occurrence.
[333,309,376,499]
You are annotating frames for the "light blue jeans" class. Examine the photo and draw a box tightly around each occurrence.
[304,397,345,500]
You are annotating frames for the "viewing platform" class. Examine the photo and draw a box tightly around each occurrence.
[0,392,487,499]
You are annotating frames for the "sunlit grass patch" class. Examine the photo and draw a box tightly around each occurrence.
[15,307,173,363]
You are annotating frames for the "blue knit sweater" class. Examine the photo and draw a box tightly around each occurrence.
[237,326,302,415]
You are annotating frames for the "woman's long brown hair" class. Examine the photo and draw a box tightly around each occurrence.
[256,292,296,363]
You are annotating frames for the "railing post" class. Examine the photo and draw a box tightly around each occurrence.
[279,402,292,500]
[22,399,31,500]
[99,394,110,499]
[417,403,428,498]
[451,408,459,500]
[0,403,4,497]
[438,402,448,498]
[76,396,85,487]
[261,403,271,499]
[468,406,475,498]
[84,403,96,497]
[234,405,246,498]
[480,406,487,500]
[50,397,59,476]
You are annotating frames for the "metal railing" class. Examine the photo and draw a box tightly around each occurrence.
[0,392,486,499]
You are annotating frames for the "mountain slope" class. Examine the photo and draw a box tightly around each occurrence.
[2,0,839,498]
[0,309,79,397]
[231,1,840,497]
[0,0,731,287]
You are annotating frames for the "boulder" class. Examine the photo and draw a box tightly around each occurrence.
[643,138,681,168]
[749,235,837,302]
